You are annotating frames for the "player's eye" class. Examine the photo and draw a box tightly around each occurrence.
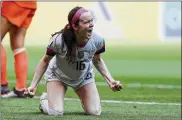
[83,18,94,24]
[84,21,90,24]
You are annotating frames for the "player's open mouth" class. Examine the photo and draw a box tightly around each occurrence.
[88,29,92,33]
[88,29,93,34]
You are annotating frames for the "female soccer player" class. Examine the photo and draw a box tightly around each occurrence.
[25,6,123,116]
[1,1,37,97]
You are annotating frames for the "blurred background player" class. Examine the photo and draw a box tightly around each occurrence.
[1,1,37,98]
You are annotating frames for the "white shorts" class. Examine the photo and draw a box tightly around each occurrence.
[44,70,95,91]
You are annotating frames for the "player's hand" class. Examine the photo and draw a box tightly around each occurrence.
[109,80,123,92]
[24,86,36,98]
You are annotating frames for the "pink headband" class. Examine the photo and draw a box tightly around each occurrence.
[71,8,88,25]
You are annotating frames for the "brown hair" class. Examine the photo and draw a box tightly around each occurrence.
[62,6,82,62]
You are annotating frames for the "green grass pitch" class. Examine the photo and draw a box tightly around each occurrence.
[0,41,181,120]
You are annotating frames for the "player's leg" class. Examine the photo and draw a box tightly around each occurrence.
[1,27,27,97]
[1,44,8,86]
[8,8,36,94]
[1,26,28,98]
[1,1,33,97]
[1,3,14,94]
[76,82,101,116]
[1,17,12,94]
[1,44,10,95]
[1,16,13,40]
[40,80,67,116]
[10,26,28,90]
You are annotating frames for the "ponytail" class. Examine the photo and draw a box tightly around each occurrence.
[62,24,76,63]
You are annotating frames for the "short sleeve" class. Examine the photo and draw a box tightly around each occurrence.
[94,33,105,55]
[46,33,63,56]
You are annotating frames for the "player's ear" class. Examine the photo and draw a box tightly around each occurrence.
[72,24,78,31]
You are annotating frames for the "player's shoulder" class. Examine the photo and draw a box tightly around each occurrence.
[90,32,105,51]
[91,32,105,47]
[50,31,63,46]
[51,31,63,40]
[91,31,104,41]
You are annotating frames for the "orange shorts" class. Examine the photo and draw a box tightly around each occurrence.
[1,1,36,29]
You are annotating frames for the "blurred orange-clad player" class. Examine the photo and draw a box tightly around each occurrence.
[1,1,37,98]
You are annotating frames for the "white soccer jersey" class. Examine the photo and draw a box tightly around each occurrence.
[45,32,105,87]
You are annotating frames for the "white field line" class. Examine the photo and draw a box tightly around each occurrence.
[33,96,181,106]
[8,80,182,89]
[6,80,181,106]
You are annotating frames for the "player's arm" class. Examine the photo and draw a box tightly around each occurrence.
[26,34,60,97]
[92,54,114,83]
[30,37,58,88]
[92,54,123,91]
[30,54,53,88]
[25,54,54,98]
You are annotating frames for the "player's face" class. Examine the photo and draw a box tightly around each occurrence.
[77,12,94,39]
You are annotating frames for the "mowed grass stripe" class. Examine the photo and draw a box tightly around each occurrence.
[0,98,181,120]
[8,80,181,89]
[31,96,180,106]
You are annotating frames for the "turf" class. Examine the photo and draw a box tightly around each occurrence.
[1,42,181,119]
[0,98,181,120]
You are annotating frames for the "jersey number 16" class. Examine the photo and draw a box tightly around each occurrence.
[76,61,85,70]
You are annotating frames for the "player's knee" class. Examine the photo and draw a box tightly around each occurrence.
[85,107,102,116]
[48,107,64,116]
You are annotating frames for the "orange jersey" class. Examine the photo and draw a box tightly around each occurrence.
[14,1,37,9]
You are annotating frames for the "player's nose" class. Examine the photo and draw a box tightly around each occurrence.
[89,21,94,28]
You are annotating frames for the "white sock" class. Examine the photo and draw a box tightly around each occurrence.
[48,107,63,116]
[40,99,49,114]
[40,97,63,116]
